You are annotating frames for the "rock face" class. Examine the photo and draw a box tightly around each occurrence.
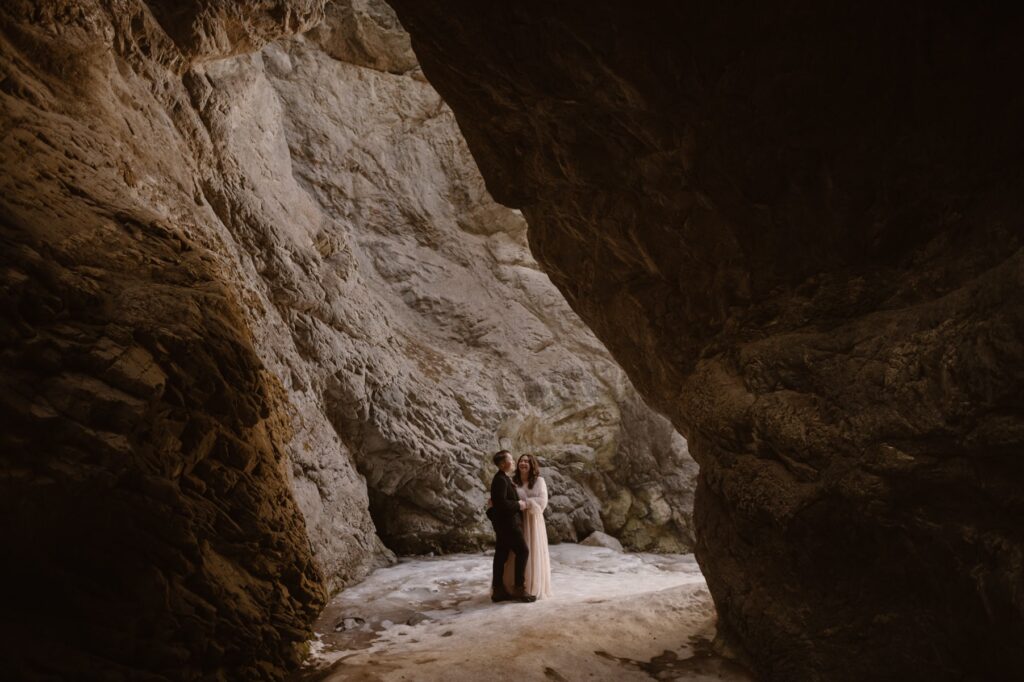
[248,8,696,556]
[0,3,334,678]
[388,3,1024,681]
[1,0,696,677]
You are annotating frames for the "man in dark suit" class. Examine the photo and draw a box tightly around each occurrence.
[487,450,536,603]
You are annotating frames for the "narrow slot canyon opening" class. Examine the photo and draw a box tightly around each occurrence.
[3,2,725,680]
[3,2,1022,682]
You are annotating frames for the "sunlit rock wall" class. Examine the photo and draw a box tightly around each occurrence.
[255,6,696,554]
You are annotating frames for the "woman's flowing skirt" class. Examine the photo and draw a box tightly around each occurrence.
[503,507,552,599]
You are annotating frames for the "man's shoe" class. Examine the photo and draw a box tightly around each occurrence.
[511,586,537,603]
[491,590,514,603]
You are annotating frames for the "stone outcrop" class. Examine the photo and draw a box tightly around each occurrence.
[1,0,696,677]
[306,0,417,74]
[388,2,1024,681]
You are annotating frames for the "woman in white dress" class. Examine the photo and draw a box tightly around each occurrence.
[503,454,553,599]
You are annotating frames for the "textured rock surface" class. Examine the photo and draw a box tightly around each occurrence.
[389,2,1024,681]
[579,531,623,552]
[306,0,417,74]
[206,2,697,557]
[147,0,327,62]
[0,4,332,678]
[0,0,696,677]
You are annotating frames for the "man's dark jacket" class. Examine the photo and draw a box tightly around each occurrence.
[488,470,522,529]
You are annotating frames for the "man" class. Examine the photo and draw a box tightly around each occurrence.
[487,450,536,603]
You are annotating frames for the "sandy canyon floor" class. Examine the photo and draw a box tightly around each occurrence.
[295,545,752,681]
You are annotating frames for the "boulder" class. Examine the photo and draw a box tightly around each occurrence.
[579,531,624,552]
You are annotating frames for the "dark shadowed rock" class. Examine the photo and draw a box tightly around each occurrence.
[0,1,333,678]
[388,2,1024,680]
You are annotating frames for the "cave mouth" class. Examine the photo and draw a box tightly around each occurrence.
[0,2,708,680]
[382,3,1024,682]
[5,1,1022,681]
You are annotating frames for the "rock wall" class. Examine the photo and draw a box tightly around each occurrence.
[388,2,1024,681]
[1,0,696,677]
[153,0,697,560]
[0,3,332,678]
[249,6,696,555]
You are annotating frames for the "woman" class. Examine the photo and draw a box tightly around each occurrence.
[503,454,553,599]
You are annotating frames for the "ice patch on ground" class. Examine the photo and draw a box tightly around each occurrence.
[296,544,751,681]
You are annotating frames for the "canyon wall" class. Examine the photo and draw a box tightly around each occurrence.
[389,2,1024,681]
[0,3,334,678]
[255,7,697,556]
[0,0,695,677]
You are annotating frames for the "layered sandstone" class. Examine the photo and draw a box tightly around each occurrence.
[389,2,1024,680]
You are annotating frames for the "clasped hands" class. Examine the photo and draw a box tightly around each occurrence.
[485,499,529,511]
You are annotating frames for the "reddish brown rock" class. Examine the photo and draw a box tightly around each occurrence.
[388,2,1024,680]
[0,213,327,679]
[0,1,329,678]
[147,0,327,62]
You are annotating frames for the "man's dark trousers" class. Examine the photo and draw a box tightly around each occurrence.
[489,470,529,592]
[493,522,529,592]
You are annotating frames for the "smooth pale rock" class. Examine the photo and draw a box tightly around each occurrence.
[388,3,1024,681]
[579,531,623,552]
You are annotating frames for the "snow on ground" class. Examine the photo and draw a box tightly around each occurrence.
[294,544,752,681]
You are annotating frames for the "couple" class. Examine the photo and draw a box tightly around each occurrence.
[486,450,553,603]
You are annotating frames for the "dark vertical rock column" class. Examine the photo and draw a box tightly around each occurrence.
[0,1,328,678]
[0,216,325,679]
[388,2,1024,679]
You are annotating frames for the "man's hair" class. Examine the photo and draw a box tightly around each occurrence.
[493,450,512,467]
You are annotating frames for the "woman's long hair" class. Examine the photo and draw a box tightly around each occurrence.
[513,454,540,489]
